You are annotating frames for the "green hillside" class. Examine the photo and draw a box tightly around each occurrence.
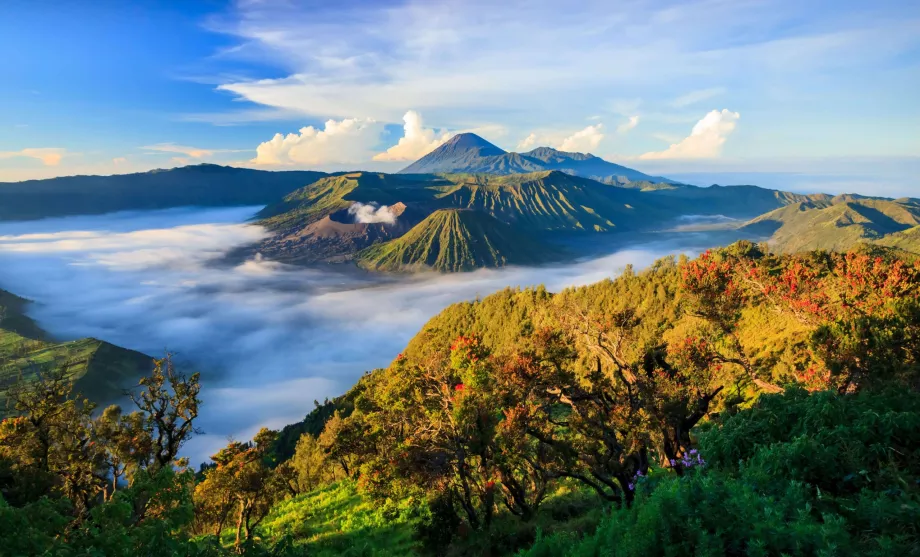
[356,209,555,272]
[431,171,669,231]
[743,198,920,253]
[0,288,152,408]
[257,172,438,232]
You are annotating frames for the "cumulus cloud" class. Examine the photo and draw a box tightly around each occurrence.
[517,133,538,151]
[616,116,639,134]
[112,157,128,166]
[0,148,66,166]
[372,111,451,162]
[251,118,382,166]
[347,202,398,224]
[640,109,740,160]
[559,124,605,153]
[0,207,725,462]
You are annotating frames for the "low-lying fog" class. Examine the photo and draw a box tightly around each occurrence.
[0,207,737,463]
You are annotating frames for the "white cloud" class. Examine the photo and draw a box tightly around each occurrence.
[347,202,399,224]
[0,148,66,166]
[372,110,451,162]
[251,118,383,166]
[640,109,740,160]
[671,88,726,108]
[559,124,605,153]
[616,116,639,134]
[112,157,128,166]
[517,133,538,151]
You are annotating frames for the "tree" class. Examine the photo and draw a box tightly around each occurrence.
[290,433,334,493]
[194,428,289,550]
[128,354,201,470]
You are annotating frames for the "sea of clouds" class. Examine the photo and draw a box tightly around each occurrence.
[0,206,727,463]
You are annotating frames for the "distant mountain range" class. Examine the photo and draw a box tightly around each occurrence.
[253,167,825,270]
[0,164,325,221]
[2,132,912,272]
[400,133,677,187]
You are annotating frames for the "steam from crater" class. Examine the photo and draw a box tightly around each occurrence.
[348,202,398,225]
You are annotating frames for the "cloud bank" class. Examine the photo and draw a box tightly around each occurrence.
[640,109,740,160]
[0,207,725,462]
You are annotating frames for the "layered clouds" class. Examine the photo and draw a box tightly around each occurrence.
[198,0,920,171]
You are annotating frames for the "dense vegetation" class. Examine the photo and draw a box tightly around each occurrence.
[2,242,919,555]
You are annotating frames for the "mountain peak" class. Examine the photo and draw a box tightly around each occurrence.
[400,133,506,174]
[442,133,504,153]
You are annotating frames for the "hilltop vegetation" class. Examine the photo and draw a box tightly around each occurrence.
[744,197,920,254]
[0,288,151,408]
[3,243,919,555]
[0,164,326,221]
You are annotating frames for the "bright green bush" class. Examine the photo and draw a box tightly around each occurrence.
[520,388,920,557]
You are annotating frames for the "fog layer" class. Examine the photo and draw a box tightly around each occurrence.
[0,206,724,462]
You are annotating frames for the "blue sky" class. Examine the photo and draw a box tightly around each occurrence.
[1,0,918,195]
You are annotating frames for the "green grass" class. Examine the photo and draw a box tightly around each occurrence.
[255,481,425,556]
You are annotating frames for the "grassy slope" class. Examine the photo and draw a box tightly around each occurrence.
[257,173,438,232]
[254,479,603,557]
[259,170,680,237]
[255,481,422,556]
[0,288,152,408]
[432,171,667,232]
[744,198,920,253]
[356,209,556,272]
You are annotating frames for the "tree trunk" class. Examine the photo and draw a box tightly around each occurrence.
[234,500,246,550]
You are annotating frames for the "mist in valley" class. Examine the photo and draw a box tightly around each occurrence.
[0,207,742,462]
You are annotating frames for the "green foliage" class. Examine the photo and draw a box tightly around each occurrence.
[520,388,920,557]
[257,480,425,556]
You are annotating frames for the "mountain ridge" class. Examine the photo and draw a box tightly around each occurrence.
[399,133,677,186]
